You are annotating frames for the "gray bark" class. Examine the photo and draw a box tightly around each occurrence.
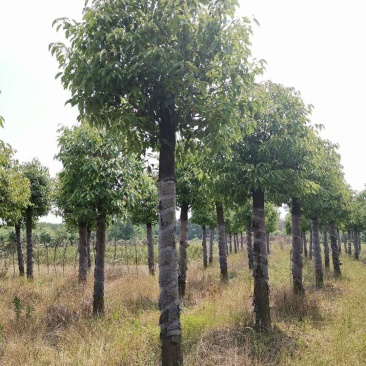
[246,225,253,270]
[147,223,155,275]
[25,207,33,279]
[342,231,347,254]
[312,218,323,287]
[309,229,313,260]
[15,223,24,276]
[78,223,88,283]
[252,189,271,331]
[215,202,228,282]
[87,227,92,268]
[229,234,233,254]
[291,199,304,295]
[329,222,341,277]
[234,234,238,254]
[354,230,360,260]
[337,229,341,254]
[93,212,106,315]
[178,203,188,297]
[323,228,330,269]
[202,225,207,268]
[209,228,214,265]
[347,230,352,256]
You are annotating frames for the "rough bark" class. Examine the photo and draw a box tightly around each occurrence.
[347,230,352,256]
[215,202,228,282]
[252,189,271,331]
[312,218,323,288]
[337,229,342,254]
[246,225,253,270]
[93,212,106,315]
[234,234,238,254]
[309,229,313,260]
[15,223,24,276]
[302,231,308,258]
[229,234,233,254]
[158,111,182,366]
[147,223,155,275]
[291,199,304,295]
[209,228,214,265]
[329,222,341,277]
[202,225,208,268]
[354,230,360,260]
[25,207,33,279]
[87,227,92,268]
[78,222,88,284]
[178,202,188,298]
[323,228,330,269]
[241,232,244,250]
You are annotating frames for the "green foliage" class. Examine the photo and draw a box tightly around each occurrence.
[55,124,141,226]
[21,158,51,218]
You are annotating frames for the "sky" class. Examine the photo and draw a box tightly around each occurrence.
[1,0,365,223]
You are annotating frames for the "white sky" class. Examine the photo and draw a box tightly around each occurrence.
[1,0,365,222]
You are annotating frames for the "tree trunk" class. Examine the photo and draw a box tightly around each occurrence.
[15,223,24,276]
[312,218,323,288]
[147,223,155,275]
[309,229,313,260]
[202,225,208,268]
[329,222,341,277]
[323,228,330,269]
[337,229,341,254]
[93,212,106,316]
[241,232,244,250]
[178,202,188,298]
[25,207,33,279]
[209,228,214,265]
[302,231,308,258]
[291,199,304,295]
[78,222,88,284]
[347,230,352,256]
[252,189,271,331]
[266,233,270,254]
[158,111,182,365]
[234,234,238,254]
[87,227,92,268]
[246,225,253,270]
[342,231,347,254]
[354,230,360,260]
[215,202,228,282]
[229,234,233,254]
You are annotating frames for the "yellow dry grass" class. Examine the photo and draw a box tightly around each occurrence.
[0,242,365,365]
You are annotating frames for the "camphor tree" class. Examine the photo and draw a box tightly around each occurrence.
[51,0,257,361]
[0,122,31,275]
[129,171,159,276]
[55,123,140,313]
[21,159,51,279]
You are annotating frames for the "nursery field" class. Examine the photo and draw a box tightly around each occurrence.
[0,239,365,365]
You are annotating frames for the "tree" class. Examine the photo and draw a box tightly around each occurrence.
[129,172,159,275]
[21,159,51,279]
[52,0,257,360]
[55,124,139,312]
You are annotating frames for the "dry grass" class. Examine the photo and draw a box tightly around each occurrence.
[0,241,366,365]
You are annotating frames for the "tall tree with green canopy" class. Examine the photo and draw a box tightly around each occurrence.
[0,126,31,275]
[55,124,139,313]
[129,172,159,275]
[51,0,258,360]
[21,159,51,279]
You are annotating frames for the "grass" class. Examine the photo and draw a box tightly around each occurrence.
[0,240,365,365]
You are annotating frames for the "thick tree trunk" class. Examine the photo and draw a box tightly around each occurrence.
[202,225,208,268]
[252,189,271,331]
[323,228,330,269]
[209,228,214,265]
[87,227,92,268]
[312,218,323,288]
[354,230,360,260]
[158,112,182,365]
[15,223,24,276]
[302,231,308,258]
[309,229,313,260]
[25,207,33,279]
[178,202,188,298]
[93,212,106,316]
[147,223,155,275]
[329,222,341,277]
[337,229,341,254]
[246,225,253,270]
[78,222,88,284]
[291,199,304,295]
[215,202,228,282]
